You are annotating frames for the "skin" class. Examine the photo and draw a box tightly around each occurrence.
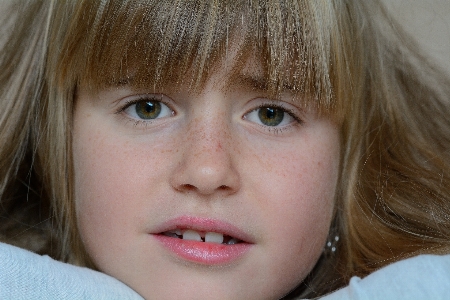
[73,56,340,299]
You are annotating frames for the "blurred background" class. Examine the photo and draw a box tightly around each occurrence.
[383,0,450,75]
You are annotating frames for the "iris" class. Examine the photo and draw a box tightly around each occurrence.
[135,101,162,119]
[258,107,284,126]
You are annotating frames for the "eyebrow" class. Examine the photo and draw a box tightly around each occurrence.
[233,73,298,94]
[114,74,137,86]
[234,74,268,91]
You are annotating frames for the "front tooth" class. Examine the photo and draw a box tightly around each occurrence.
[204,232,224,244]
[182,230,202,241]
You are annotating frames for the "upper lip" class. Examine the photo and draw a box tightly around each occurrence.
[150,215,254,243]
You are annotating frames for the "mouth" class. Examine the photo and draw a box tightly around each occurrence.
[151,216,253,265]
[159,229,242,245]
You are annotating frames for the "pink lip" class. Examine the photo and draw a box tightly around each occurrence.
[151,216,253,265]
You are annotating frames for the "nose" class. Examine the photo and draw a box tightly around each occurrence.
[170,116,240,197]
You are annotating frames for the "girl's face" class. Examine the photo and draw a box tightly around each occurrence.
[73,55,340,299]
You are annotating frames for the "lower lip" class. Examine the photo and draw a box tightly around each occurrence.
[153,235,252,265]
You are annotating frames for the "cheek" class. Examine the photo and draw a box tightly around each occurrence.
[247,129,339,224]
[72,121,172,260]
[243,129,339,289]
[73,127,127,255]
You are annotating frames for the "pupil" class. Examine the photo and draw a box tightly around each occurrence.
[258,107,284,126]
[136,101,161,119]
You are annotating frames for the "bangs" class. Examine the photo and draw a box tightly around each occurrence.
[57,0,340,116]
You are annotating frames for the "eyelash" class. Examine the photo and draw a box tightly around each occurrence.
[115,95,175,127]
[258,103,302,123]
[244,103,303,133]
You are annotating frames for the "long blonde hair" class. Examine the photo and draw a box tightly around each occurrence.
[336,0,450,283]
[1,0,450,298]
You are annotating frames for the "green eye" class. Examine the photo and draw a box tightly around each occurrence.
[244,104,298,129]
[135,101,162,119]
[122,95,173,121]
[257,107,285,126]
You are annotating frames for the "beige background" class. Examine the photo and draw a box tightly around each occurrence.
[383,0,450,75]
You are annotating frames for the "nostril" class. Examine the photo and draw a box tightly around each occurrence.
[181,184,196,191]
[177,183,231,193]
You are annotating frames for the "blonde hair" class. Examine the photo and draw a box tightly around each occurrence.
[1,0,450,298]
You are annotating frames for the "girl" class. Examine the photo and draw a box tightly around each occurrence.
[1,0,450,299]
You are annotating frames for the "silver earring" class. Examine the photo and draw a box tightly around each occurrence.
[324,235,339,255]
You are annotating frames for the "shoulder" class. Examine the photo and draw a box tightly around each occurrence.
[0,242,143,300]
[319,254,450,300]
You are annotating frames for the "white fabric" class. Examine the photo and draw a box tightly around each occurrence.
[320,254,450,300]
[0,242,143,300]
[2,241,450,299]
